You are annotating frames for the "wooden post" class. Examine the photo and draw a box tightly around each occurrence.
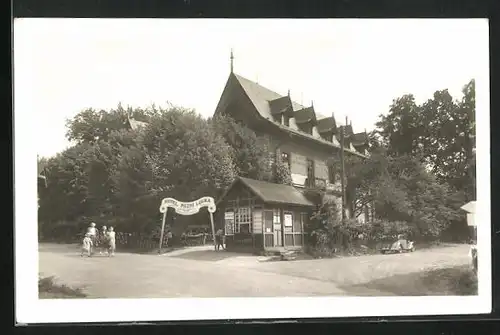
[301,213,305,247]
[209,211,217,251]
[280,208,285,248]
[340,126,347,221]
[158,209,168,255]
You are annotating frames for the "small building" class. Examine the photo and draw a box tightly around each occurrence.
[216,176,315,253]
[461,200,477,242]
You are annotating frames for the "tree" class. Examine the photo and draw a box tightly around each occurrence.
[374,79,476,201]
[140,107,236,202]
[65,103,158,145]
[274,160,293,185]
[338,150,464,239]
[210,115,273,182]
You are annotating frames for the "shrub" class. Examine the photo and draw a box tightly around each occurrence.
[38,275,86,298]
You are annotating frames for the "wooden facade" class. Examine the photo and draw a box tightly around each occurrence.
[217,177,314,253]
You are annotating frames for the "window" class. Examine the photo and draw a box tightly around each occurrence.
[306,159,315,187]
[224,209,235,235]
[364,205,370,223]
[273,209,281,223]
[235,207,251,234]
[284,212,293,232]
[300,212,309,230]
[283,115,290,126]
[281,152,291,170]
[328,163,336,183]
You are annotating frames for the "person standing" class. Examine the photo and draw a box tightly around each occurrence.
[86,222,98,255]
[81,233,93,257]
[215,228,224,251]
[99,226,108,255]
[107,227,116,257]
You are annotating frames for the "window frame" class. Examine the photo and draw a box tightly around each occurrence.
[235,206,252,234]
[328,163,336,184]
[306,158,315,187]
[284,211,294,232]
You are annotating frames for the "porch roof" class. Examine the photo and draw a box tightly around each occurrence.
[218,177,315,207]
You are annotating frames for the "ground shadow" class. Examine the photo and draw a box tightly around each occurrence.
[341,265,478,296]
[172,250,256,262]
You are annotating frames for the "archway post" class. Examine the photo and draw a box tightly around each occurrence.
[159,197,217,254]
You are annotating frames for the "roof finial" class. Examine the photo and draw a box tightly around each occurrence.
[350,120,352,127]
[230,48,234,73]
[311,100,314,107]
[345,115,348,126]
[287,89,290,97]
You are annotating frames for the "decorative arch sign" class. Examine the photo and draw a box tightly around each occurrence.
[158,196,217,253]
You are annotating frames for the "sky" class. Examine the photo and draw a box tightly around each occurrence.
[14,19,488,158]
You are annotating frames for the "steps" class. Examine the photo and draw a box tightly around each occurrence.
[280,250,298,261]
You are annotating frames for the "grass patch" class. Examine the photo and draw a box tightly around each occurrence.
[345,265,477,296]
[39,276,87,299]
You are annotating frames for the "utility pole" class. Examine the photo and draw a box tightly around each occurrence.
[340,126,346,221]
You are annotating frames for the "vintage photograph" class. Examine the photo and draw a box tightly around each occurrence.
[15,18,490,322]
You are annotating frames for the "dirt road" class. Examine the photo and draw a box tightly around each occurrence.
[38,243,470,298]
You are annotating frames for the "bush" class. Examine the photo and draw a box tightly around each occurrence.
[306,192,417,256]
[39,275,86,298]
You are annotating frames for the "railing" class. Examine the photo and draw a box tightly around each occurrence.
[264,233,274,248]
[284,232,303,247]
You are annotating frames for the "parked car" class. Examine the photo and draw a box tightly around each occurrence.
[380,235,415,254]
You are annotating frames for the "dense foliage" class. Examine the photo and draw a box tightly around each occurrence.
[307,79,475,253]
[39,105,288,238]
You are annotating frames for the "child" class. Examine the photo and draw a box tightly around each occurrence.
[107,226,116,256]
[87,222,97,254]
[81,233,93,257]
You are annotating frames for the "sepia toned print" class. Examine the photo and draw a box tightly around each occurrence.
[15,19,490,322]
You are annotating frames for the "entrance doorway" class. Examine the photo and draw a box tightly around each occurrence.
[273,224,283,247]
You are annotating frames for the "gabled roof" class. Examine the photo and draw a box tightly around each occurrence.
[269,96,293,115]
[352,132,369,146]
[294,106,316,124]
[344,125,354,137]
[316,116,337,133]
[128,118,148,130]
[228,73,366,158]
[460,201,476,214]
[218,177,315,207]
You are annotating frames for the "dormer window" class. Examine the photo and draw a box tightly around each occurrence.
[321,133,333,142]
[283,115,290,126]
[301,124,312,135]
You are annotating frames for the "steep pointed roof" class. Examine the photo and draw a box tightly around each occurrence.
[224,73,366,157]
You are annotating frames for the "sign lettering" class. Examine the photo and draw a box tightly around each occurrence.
[160,196,216,215]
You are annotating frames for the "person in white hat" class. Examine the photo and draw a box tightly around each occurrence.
[86,222,98,254]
